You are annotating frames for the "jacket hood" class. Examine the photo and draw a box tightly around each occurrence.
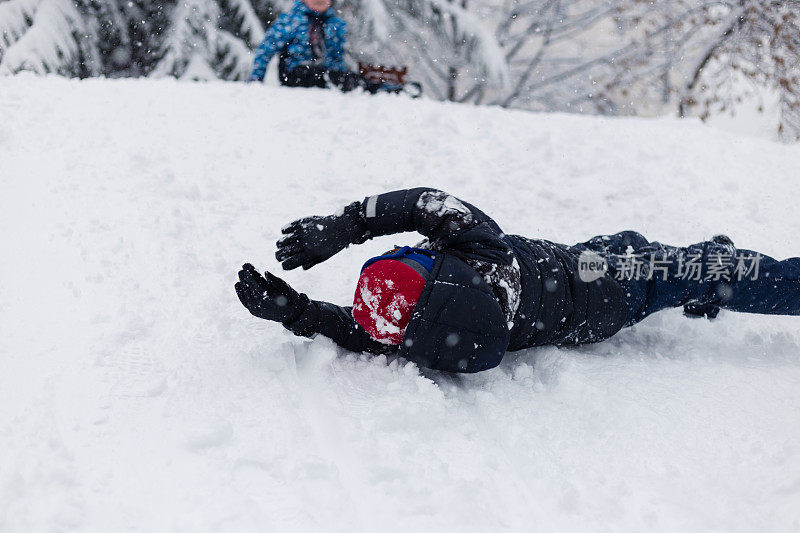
[398,252,510,373]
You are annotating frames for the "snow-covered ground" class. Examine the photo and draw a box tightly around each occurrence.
[2,75,800,532]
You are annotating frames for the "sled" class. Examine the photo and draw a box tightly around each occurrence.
[358,62,423,98]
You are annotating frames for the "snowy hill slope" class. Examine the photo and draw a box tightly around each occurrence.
[1,75,800,532]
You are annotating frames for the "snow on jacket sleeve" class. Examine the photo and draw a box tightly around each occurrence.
[359,187,516,267]
[249,15,291,82]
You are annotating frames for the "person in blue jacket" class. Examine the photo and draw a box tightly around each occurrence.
[235,188,800,373]
[249,0,370,91]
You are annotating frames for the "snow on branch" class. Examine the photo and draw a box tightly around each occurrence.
[220,0,265,46]
[152,0,254,80]
[426,0,509,86]
[0,0,98,76]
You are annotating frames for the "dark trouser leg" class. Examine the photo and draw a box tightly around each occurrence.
[579,231,800,326]
[280,67,367,93]
[280,65,328,88]
[712,251,800,315]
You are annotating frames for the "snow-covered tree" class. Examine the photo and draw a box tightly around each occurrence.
[680,0,800,141]
[340,0,657,112]
[466,0,800,140]
[478,0,633,111]
[609,0,800,141]
[152,0,266,80]
[80,0,168,77]
[339,0,509,101]
[0,0,99,76]
[1,0,271,79]
[1,0,170,77]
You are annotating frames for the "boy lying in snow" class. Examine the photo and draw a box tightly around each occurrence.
[236,188,800,373]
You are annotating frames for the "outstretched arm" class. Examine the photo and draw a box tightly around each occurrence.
[276,187,515,270]
[249,16,290,82]
[235,264,396,355]
[286,300,397,355]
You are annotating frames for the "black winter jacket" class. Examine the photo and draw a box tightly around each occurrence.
[284,188,629,373]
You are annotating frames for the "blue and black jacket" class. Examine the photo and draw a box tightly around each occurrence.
[284,188,631,373]
[249,0,347,82]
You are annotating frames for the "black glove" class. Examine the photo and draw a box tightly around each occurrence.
[683,301,720,320]
[362,79,384,94]
[275,201,369,270]
[235,263,308,323]
[328,70,362,92]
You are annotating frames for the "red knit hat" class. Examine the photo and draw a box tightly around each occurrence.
[352,259,427,344]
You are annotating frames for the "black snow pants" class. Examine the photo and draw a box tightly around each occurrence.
[280,63,364,92]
